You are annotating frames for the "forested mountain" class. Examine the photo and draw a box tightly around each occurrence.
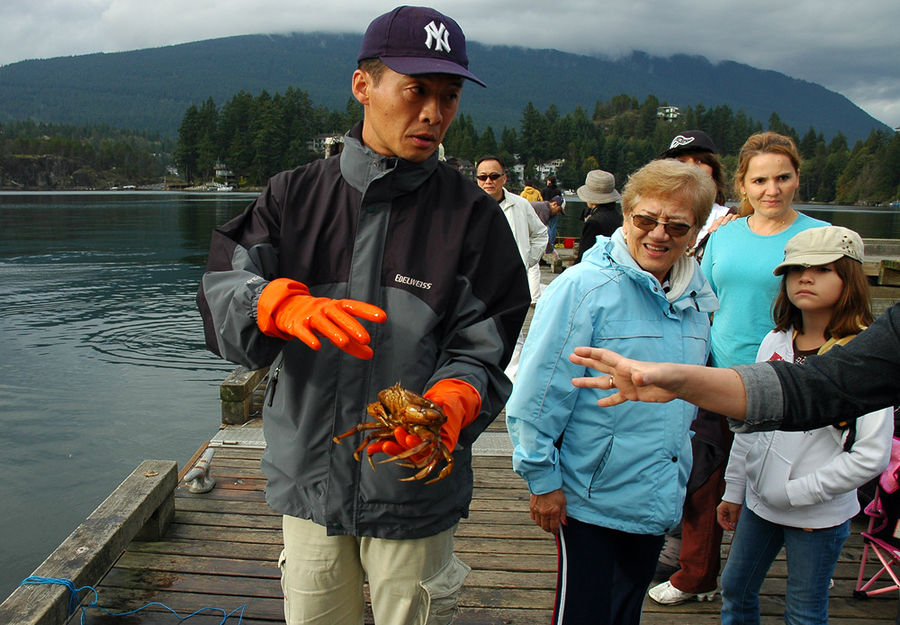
[0,32,890,142]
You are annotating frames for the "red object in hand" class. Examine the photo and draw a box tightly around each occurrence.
[257,278,386,360]
[380,379,482,461]
[424,379,482,451]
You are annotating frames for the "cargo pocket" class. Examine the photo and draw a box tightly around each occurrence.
[418,554,471,625]
[277,549,290,623]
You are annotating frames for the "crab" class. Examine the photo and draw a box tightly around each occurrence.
[333,383,453,484]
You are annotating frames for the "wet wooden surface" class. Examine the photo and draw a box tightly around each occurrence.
[75,439,896,624]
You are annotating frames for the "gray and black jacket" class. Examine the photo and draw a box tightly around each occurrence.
[197,123,530,539]
[734,303,900,433]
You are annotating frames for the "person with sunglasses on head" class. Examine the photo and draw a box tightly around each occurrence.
[506,159,719,625]
[475,155,548,378]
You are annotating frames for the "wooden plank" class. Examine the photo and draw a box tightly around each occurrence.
[0,460,177,625]
[863,239,900,258]
[219,367,268,403]
[880,259,900,286]
[78,587,283,622]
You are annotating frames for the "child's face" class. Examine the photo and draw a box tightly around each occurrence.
[786,262,844,313]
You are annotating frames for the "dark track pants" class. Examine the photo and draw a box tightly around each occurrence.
[554,517,665,625]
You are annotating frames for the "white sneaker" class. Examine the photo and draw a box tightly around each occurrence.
[648,580,718,606]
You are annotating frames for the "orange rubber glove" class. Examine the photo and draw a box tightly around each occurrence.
[257,278,386,360]
[424,378,482,451]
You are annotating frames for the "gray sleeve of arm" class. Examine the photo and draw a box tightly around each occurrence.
[729,363,784,433]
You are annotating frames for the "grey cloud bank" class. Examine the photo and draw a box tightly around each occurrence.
[1,0,897,128]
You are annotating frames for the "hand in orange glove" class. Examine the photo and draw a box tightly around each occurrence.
[257,278,386,360]
[424,379,482,451]
[382,379,481,460]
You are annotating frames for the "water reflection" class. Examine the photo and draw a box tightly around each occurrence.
[0,191,253,599]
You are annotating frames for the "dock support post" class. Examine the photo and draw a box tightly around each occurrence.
[220,366,268,424]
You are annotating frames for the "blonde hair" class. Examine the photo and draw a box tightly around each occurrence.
[734,132,802,217]
[622,159,716,227]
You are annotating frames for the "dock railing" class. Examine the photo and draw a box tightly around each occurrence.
[0,460,177,625]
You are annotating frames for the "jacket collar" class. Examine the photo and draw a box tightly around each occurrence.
[586,228,718,314]
[339,122,438,198]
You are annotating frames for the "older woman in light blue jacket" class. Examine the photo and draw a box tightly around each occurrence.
[507,159,718,625]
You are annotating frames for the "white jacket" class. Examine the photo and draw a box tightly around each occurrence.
[722,328,892,528]
[500,188,548,268]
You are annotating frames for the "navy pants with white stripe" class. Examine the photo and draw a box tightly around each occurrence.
[554,517,665,625]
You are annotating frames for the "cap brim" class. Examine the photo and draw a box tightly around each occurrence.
[659,145,714,159]
[773,252,845,275]
[381,56,486,87]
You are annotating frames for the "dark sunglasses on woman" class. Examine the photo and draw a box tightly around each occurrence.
[631,214,693,238]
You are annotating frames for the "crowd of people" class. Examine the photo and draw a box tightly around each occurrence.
[196,5,893,625]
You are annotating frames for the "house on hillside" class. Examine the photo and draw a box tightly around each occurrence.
[215,162,235,185]
[309,133,344,157]
[536,159,565,180]
[657,106,680,121]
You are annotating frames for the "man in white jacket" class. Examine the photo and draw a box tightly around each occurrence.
[476,155,548,379]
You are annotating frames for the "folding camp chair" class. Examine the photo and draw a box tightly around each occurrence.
[855,436,900,598]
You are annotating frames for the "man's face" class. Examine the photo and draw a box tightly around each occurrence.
[475,159,506,201]
[352,66,462,163]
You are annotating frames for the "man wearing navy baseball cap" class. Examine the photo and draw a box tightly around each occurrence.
[197,6,529,625]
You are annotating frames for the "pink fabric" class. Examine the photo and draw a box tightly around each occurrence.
[879,437,900,494]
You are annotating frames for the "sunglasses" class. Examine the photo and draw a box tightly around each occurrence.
[475,172,504,181]
[630,214,694,238]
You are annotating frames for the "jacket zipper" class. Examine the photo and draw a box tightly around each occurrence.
[267,363,282,406]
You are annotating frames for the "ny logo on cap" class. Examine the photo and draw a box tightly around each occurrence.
[424,21,451,53]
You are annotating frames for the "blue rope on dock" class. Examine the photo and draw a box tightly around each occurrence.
[19,576,246,624]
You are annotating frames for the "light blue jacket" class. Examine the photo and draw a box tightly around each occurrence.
[507,229,718,535]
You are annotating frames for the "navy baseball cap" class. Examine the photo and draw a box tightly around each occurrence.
[358,6,486,87]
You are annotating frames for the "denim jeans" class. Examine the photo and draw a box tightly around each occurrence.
[721,507,850,625]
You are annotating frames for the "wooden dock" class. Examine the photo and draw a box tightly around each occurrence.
[2,429,893,624]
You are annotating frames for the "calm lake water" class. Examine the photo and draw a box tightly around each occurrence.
[1,191,899,600]
[0,191,250,600]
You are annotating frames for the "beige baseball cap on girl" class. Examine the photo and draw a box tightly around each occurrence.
[773,226,864,275]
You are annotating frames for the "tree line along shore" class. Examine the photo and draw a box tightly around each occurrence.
[1,89,898,205]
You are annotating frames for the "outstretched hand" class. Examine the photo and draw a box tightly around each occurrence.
[568,347,681,406]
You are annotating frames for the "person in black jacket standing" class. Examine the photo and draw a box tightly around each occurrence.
[575,169,622,263]
[196,7,530,625]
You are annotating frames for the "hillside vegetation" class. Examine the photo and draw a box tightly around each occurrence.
[170,88,900,204]
[0,33,890,142]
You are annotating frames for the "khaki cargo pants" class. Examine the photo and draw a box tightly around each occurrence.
[279,515,470,625]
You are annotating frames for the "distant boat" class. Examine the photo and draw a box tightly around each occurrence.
[207,184,233,192]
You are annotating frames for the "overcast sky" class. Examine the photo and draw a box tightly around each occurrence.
[2,0,898,129]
